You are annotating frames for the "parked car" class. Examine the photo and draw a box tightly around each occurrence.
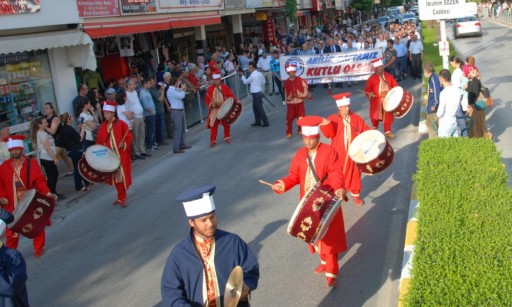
[400,13,417,25]
[453,15,482,38]
[377,16,390,28]
[409,6,419,17]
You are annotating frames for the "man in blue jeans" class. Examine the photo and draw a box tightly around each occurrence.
[166,76,192,153]
[139,78,157,151]
[239,62,269,127]
[149,78,168,147]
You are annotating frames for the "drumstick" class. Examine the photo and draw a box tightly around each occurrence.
[118,129,130,146]
[357,89,370,95]
[258,180,274,187]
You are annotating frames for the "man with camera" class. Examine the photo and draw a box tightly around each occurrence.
[166,76,192,153]
[239,62,269,127]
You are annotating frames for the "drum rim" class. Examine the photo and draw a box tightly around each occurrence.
[9,189,36,227]
[349,130,387,163]
[311,197,341,246]
[217,97,235,119]
[84,145,121,172]
[383,86,405,111]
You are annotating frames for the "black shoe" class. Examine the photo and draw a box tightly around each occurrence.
[180,145,192,150]
[57,193,66,201]
[131,156,138,161]
[173,149,185,154]
[269,93,273,96]
[135,155,146,160]
[251,123,261,127]
[261,123,270,127]
[141,153,151,157]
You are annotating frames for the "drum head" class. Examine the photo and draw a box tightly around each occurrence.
[217,97,235,120]
[383,86,404,112]
[84,145,120,172]
[349,130,387,163]
[9,189,36,227]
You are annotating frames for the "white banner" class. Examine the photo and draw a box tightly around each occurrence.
[279,49,383,84]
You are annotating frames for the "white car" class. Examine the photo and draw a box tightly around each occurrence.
[401,13,417,25]
[453,16,482,38]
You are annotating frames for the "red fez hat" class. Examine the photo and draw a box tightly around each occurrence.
[371,58,383,68]
[286,64,297,72]
[103,101,117,113]
[297,115,323,138]
[4,135,25,151]
[332,92,351,107]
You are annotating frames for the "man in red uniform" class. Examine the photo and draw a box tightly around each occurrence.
[0,135,55,257]
[283,64,311,139]
[364,58,398,138]
[321,93,372,206]
[272,116,347,287]
[96,101,133,207]
[205,72,239,147]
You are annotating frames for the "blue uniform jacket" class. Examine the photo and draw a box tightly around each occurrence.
[161,229,259,307]
[0,244,29,307]
[427,72,442,114]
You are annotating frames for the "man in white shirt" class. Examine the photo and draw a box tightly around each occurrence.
[374,33,388,52]
[166,76,192,153]
[0,123,10,164]
[408,33,423,79]
[239,62,269,127]
[126,79,148,159]
[437,69,461,137]
[257,51,273,96]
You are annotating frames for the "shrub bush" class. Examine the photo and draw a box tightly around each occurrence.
[405,138,512,306]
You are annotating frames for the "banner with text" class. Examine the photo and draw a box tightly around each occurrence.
[158,0,223,12]
[77,0,120,18]
[279,49,383,84]
[119,0,157,15]
[0,0,40,15]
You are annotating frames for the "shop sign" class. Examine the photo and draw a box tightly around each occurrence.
[158,0,223,12]
[246,0,262,8]
[77,0,120,18]
[272,0,284,7]
[279,49,383,84]
[263,19,276,45]
[119,0,157,15]
[0,52,30,65]
[225,0,245,9]
[0,0,40,15]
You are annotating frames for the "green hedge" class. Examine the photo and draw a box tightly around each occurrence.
[405,138,512,306]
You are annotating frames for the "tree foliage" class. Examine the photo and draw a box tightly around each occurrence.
[351,0,374,12]
[285,0,297,24]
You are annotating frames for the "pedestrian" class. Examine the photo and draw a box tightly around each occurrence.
[149,78,168,148]
[283,64,311,139]
[423,62,441,139]
[205,72,239,147]
[239,62,269,127]
[0,208,30,307]
[383,39,397,78]
[161,185,260,306]
[78,99,97,151]
[96,101,133,207]
[364,58,398,138]
[320,93,372,206]
[393,37,407,81]
[408,33,423,79]
[449,56,468,136]
[31,117,61,199]
[0,135,55,257]
[162,72,174,140]
[43,102,73,176]
[58,112,90,191]
[437,69,460,137]
[271,116,347,287]
[0,122,10,164]
[256,51,273,95]
[139,78,157,152]
[465,68,493,139]
[270,50,285,106]
[126,79,149,159]
[166,77,192,154]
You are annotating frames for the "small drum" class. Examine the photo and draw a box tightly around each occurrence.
[383,86,414,118]
[217,97,243,125]
[348,130,394,175]
[288,184,341,245]
[78,145,120,183]
[8,189,55,239]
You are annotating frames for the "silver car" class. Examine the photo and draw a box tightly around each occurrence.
[401,13,417,25]
[453,16,482,39]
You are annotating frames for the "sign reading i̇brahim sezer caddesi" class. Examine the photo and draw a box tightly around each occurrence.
[419,0,467,20]
[0,0,40,15]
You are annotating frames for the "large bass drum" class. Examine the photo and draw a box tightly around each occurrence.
[287,183,341,246]
[8,189,55,239]
[217,97,243,125]
[78,145,120,183]
[348,130,394,174]
[383,86,414,118]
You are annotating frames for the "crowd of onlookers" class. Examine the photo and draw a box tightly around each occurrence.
[479,1,512,18]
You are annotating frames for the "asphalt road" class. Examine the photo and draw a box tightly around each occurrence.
[448,18,512,182]
[21,60,428,305]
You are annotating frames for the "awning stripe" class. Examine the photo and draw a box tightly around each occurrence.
[0,30,93,55]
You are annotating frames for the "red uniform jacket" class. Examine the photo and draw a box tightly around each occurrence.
[205,84,237,129]
[96,119,133,189]
[364,72,398,120]
[0,157,50,213]
[283,77,309,103]
[321,112,372,194]
[276,143,347,254]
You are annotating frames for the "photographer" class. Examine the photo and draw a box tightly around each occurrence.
[166,76,192,154]
[78,99,97,151]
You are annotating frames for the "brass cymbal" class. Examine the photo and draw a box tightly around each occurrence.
[223,266,243,307]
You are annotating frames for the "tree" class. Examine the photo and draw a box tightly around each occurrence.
[390,0,403,6]
[351,0,374,12]
[285,0,297,24]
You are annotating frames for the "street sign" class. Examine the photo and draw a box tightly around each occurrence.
[419,0,467,20]
[439,41,450,56]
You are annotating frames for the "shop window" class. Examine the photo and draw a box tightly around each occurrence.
[0,51,56,127]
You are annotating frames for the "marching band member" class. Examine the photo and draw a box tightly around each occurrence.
[321,93,372,206]
[282,64,311,139]
[205,72,239,147]
[272,116,347,287]
[0,135,55,258]
[364,58,398,138]
[96,101,133,208]
[161,185,259,306]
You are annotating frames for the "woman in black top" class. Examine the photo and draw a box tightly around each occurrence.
[59,113,90,192]
[465,68,493,139]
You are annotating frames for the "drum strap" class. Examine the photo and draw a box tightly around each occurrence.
[306,153,327,183]
[26,157,30,187]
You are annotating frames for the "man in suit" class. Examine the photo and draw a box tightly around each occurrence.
[322,38,343,88]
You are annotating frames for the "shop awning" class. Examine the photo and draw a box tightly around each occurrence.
[0,29,93,55]
[83,14,221,38]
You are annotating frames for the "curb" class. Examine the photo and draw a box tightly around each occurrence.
[398,182,419,306]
